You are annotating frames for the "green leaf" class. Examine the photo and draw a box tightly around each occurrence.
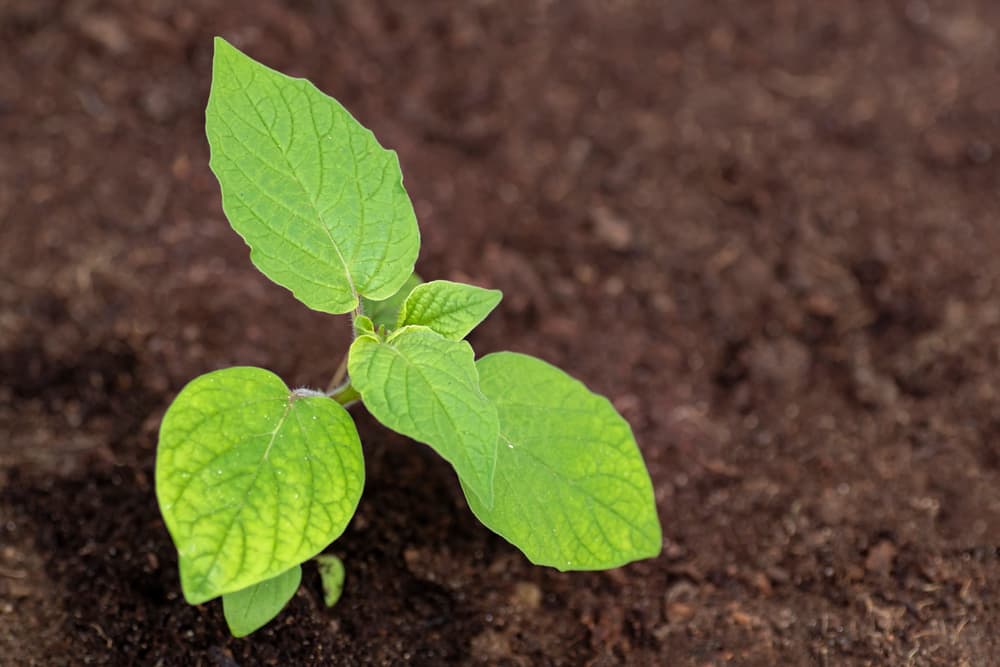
[206,37,420,314]
[397,280,502,340]
[156,367,365,604]
[462,352,661,570]
[354,314,375,337]
[362,272,422,330]
[348,326,499,507]
[315,554,346,608]
[222,565,301,637]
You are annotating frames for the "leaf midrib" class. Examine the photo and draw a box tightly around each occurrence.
[500,431,658,547]
[221,55,358,305]
[191,397,294,597]
[402,290,498,328]
[373,335,496,500]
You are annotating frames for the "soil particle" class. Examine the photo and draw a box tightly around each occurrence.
[864,540,898,576]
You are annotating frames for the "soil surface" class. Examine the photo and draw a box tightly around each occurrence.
[3,1,1000,665]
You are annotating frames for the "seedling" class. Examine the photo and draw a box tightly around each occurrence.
[155,37,661,637]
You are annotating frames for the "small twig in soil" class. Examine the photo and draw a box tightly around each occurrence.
[90,623,113,649]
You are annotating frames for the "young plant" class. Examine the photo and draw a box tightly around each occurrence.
[155,37,662,637]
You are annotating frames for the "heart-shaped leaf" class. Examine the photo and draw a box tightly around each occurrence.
[156,367,364,604]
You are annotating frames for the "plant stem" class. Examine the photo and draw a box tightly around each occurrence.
[329,299,365,401]
[326,353,349,393]
[329,382,360,406]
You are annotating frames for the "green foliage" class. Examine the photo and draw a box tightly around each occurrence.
[361,272,422,330]
[315,554,346,607]
[397,280,502,340]
[156,367,364,604]
[349,326,499,507]
[462,353,661,570]
[206,37,419,314]
[223,565,302,637]
[155,37,661,638]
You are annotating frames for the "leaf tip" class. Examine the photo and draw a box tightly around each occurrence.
[178,572,213,607]
[213,35,241,53]
[212,35,236,62]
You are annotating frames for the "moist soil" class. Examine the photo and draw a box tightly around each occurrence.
[2,1,1000,665]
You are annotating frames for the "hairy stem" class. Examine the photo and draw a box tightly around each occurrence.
[326,353,349,393]
[329,382,360,406]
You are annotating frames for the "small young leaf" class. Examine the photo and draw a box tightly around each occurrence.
[461,353,661,570]
[315,554,346,608]
[396,280,502,340]
[156,367,365,604]
[354,314,376,337]
[222,565,301,637]
[348,326,499,507]
[206,37,420,314]
[362,272,422,330]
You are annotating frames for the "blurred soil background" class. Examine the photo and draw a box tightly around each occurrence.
[2,0,1000,665]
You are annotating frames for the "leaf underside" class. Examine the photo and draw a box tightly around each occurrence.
[397,280,502,340]
[461,352,661,570]
[222,565,302,637]
[156,367,365,604]
[348,326,499,507]
[206,37,420,314]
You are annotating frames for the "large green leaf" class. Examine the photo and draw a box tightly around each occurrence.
[206,37,420,314]
[222,565,301,637]
[462,353,661,570]
[362,272,422,330]
[397,280,502,340]
[348,326,499,507]
[156,367,365,604]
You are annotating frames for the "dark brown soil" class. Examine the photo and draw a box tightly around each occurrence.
[3,1,1000,665]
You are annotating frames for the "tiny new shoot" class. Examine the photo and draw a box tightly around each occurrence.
[315,554,346,608]
[155,37,661,637]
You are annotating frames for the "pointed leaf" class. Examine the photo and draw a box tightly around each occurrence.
[362,272,422,330]
[315,554,346,608]
[206,37,420,313]
[354,314,375,337]
[222,565,301,637]
[397,280,502,340]
[462,353,661,570]
[156,367,365,604]
[348,326,499,506]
